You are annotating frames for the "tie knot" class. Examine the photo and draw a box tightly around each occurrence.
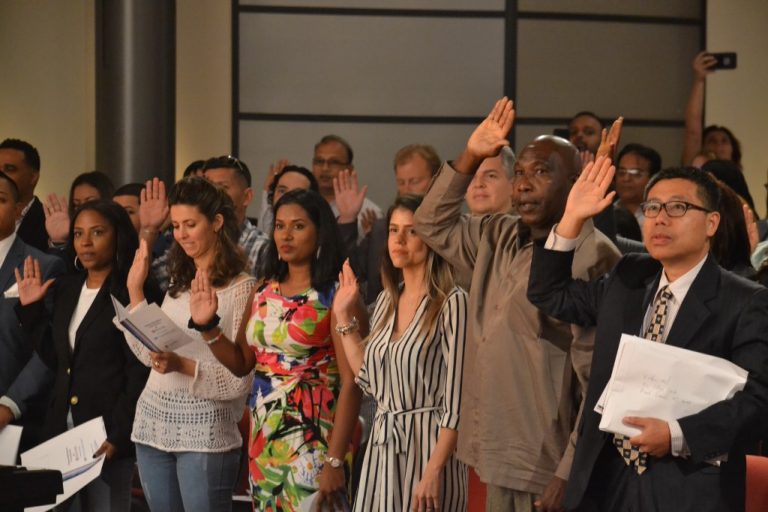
[657,286,673,304]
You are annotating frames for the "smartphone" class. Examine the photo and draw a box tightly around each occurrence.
[709,52,737,70]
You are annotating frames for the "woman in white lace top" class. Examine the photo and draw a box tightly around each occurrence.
[122,177,256,512]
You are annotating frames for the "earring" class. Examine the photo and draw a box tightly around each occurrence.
[74,255,84,271]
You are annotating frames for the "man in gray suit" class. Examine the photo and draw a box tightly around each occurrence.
[0,171,65,450]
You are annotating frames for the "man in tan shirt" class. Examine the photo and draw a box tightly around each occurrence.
[414,98,620,511]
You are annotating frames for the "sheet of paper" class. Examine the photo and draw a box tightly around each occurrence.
[298,491,351,512]
[111,295,194,352]
[21,417,107,512]
[0,424,23,465]
[598,334,748,437]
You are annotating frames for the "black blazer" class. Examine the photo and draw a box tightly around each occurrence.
[528,247,768,512]
[16,197,48,253]
[18,272,150,458]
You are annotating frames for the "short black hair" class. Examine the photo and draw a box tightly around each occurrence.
[202,155,252,187]
[314,135,353,164]
[0,138,40,171]
[569,111,605,129]
[268,165,319,206]
[113,183,144,199]
[183,159,206,177]
[644,166,721,212]
[69,171,115,216]
[617,143,662,176]
[262,189,344,296]
[0,170,20,202]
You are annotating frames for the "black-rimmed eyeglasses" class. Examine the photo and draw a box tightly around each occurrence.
[640,200,713,218]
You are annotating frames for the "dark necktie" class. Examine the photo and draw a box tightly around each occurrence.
[613,285,674,474]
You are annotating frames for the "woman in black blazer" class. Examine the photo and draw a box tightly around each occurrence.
[16,199,158,512]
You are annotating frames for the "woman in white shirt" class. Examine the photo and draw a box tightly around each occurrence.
[123,177,256,512]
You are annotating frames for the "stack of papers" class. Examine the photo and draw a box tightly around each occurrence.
[596,334,748,437]
[111,295,194,352]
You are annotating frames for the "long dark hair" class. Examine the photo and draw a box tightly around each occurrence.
[261,189,343,295]
[70,199,138,299]
[267,165,320,207]
[710,180,752,274]
[68,171,115,217]
[167,177,246,297]
[703,125,742,168]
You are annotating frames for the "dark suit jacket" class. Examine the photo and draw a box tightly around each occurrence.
[1,236,65,444]
[17,273,150,458]
[16,197,48,253]
[339,217,387,305]
[528,248,768,512]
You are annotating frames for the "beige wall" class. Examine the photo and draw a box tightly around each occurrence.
[706,0,768,216]
[0,0,95,198]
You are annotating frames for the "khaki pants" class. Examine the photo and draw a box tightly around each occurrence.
[485,484,537,512]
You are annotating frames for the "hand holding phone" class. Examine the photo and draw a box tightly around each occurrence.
[708,52,737,70]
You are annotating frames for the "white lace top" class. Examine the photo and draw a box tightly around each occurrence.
[122,275,256,452]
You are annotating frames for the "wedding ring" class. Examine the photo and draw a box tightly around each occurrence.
[153,361,160,367]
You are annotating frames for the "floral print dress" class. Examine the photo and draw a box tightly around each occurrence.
[245,281,340,511]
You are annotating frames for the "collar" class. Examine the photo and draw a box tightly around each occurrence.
[15,196,35,228]
[0,233,16,267]
[657,253,708,304]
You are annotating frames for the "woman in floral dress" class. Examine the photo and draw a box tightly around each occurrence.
[197,189,364,511]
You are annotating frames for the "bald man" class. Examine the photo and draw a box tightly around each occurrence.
[415,99,620,512]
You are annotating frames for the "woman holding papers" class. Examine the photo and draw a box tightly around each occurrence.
[332,194,469,512]
[123,177,256,512]
[197,189,363,511]
[16,199,154,512]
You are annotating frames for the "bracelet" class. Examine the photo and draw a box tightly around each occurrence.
[335,316,359,336]
[325,455,344,469]
[188,314,220,332]
[204,329,225,346]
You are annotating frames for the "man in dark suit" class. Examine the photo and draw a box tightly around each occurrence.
[0,171,65,450]
[527,159,768,511]
[0,138,49,253]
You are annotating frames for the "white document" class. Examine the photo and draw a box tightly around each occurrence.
[298,491,351,512]
[598,334,748,438]
[21,417,107,512]
[0,424,23,464]
[111,295,194,352]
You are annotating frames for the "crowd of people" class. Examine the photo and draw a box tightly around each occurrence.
[0,52,767,512]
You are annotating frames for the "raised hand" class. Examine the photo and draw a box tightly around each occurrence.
[139,177,169,234]
[333,169,367,224]
[557,156,616,239]
[190,268,219,327]
[579,150,595,172]
[43,193,70,244]
[14,256,55,306]
[127,239,151,305]
[465,97,515,161]
[332,260,360,323]
[693,51,717,81]
[265,159,289,192]
[360,209,378,237]
[595,117,623,161]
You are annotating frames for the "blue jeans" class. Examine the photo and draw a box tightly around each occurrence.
[135,443,240,512]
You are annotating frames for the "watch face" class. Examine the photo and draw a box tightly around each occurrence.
[329,457,343,468]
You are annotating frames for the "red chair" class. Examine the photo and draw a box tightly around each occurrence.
[468,467,487,512]
[746,454,768,512]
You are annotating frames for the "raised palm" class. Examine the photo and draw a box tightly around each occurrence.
[43,193,70,243]
[466,97,515,160]
[139,178,169,231]
[334,169,367,224]
[564,156,616,222]
[189,269,219,326]
[333,260,360,319]
[14,256,55,306]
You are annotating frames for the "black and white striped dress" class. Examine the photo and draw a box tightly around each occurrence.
[354,287,468,511]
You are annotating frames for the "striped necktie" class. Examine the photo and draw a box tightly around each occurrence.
[613,285,674,474]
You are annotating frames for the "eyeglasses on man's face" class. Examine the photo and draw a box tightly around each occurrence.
[640,200,712,218]
[616,168,649,179]
[312,158,349,170]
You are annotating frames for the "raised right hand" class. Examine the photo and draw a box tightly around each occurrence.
[465,97,515,161]
[332,260,360,322]
[43,193,70,244]
[693,51,717,81]
[265,159,289,192]
[564,156,616,224]
[139,177,169,233]
[127,239,150,304]
[14,256,55,305]
[333,169,367,224]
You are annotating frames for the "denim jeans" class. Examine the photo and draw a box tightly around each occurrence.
[135,443,240,512]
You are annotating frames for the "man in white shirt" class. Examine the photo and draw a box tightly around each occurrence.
[527,160,768,511]
[0,171,65,450]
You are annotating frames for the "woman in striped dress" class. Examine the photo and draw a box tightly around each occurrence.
[333,194,468,512]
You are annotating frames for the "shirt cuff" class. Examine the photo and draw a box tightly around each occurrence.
[0,396,21,420]
[669,420,688,457]
[544,224,579,251]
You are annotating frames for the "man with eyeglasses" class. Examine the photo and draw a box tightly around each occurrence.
[312,134,382,235]
[527,161,768,511]
[614,144,662,230]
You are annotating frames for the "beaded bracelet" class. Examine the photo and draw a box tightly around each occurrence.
[335,316,359,336]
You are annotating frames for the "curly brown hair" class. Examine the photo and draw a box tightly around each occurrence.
[167,177,246,297]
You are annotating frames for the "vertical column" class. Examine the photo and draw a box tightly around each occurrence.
[96,0,176,186]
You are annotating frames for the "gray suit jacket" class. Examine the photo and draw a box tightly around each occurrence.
[1,236,65,424]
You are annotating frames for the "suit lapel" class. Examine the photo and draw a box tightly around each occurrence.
[0,237,25,293]
[665,255,719,349]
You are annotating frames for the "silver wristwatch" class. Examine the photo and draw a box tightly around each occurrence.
[326,455,343,469]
